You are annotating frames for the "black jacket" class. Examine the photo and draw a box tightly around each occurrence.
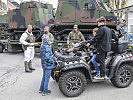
[90,25,112,53]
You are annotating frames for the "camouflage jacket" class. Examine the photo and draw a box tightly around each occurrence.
[20,30,35,50]
[40,43,55,70]
[20,30,35,45]
[67,30,85,47]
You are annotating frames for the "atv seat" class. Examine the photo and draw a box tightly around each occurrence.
[54,51,80,62]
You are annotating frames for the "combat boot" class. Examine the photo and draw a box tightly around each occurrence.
[25,61,32,73]
[28,60,35,70]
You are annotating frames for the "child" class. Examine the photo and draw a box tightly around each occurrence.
[39,34,55,96]
[89,28,100,78]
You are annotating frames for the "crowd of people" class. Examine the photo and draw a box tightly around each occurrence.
[19,16,117,96]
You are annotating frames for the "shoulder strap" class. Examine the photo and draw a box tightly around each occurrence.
[25,31,30,41]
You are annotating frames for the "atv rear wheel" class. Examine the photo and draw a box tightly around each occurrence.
[59,70,87,97]
[111,64,133,88]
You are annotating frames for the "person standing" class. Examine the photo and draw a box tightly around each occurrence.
[89,28,100,78]
[87,17,112,79]
[39,34,55,96]
[67,25,85,48]
[20,25,35,73]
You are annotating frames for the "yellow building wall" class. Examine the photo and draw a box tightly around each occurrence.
[108,0,128,18]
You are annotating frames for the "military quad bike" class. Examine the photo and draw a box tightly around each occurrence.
[51,41,133,97]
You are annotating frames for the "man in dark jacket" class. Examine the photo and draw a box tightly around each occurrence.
[87,17,112,79]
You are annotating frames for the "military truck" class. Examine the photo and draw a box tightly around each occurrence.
[50,0,119,49]
[0,1,55,53]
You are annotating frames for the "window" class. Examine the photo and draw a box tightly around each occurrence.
[0,1,7,11]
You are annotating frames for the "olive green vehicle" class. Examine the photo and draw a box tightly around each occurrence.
[0,1,55,53]
[0,23,8,39]
[50,0,119,50]
[0,22,8,53]
[0,14,7,23]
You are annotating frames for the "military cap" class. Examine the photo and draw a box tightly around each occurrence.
[73,25,78,29]
[28,25,32,29]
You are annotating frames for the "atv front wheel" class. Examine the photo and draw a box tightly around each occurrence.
[111,64,133,88]
[0,44,4,53]
[59,70,87,97]
[51,71,59,82]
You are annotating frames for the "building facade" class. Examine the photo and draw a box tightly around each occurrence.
[8,1,17,11]
[128,0,133,33]
[108,0,128,19]
[0,0,7,15]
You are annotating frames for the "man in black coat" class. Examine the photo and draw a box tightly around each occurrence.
[87,17,112,79]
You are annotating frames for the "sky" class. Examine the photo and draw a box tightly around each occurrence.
[16,0,58,8]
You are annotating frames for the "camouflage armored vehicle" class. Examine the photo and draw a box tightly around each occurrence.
[0,22,8,53]
[0,14,7,23]
[0,14,8,40]
[0,23,8,40]
[0,1,55,53]
[50,0,119,49]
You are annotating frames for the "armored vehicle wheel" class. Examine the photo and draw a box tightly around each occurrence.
[111,64,133,88]
[59,70,87,97]
[0,44,4,53]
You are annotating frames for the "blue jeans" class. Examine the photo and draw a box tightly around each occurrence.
[91,54,100,76]
[39,67,51,93]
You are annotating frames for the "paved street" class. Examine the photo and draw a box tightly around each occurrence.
[0,53,133,100]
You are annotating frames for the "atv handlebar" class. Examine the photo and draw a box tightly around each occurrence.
[65,41,88,53]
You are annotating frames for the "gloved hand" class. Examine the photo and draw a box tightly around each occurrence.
[30,43,35,46]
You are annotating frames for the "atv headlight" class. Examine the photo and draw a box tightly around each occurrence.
[129,46,131,49]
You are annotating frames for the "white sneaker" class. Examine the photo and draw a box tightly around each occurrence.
[104,76,109,80]
[93,75,104,80]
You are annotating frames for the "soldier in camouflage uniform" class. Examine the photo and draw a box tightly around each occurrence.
[20,25,35,73]
[42,26,54,44]
[67,25,85,48]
